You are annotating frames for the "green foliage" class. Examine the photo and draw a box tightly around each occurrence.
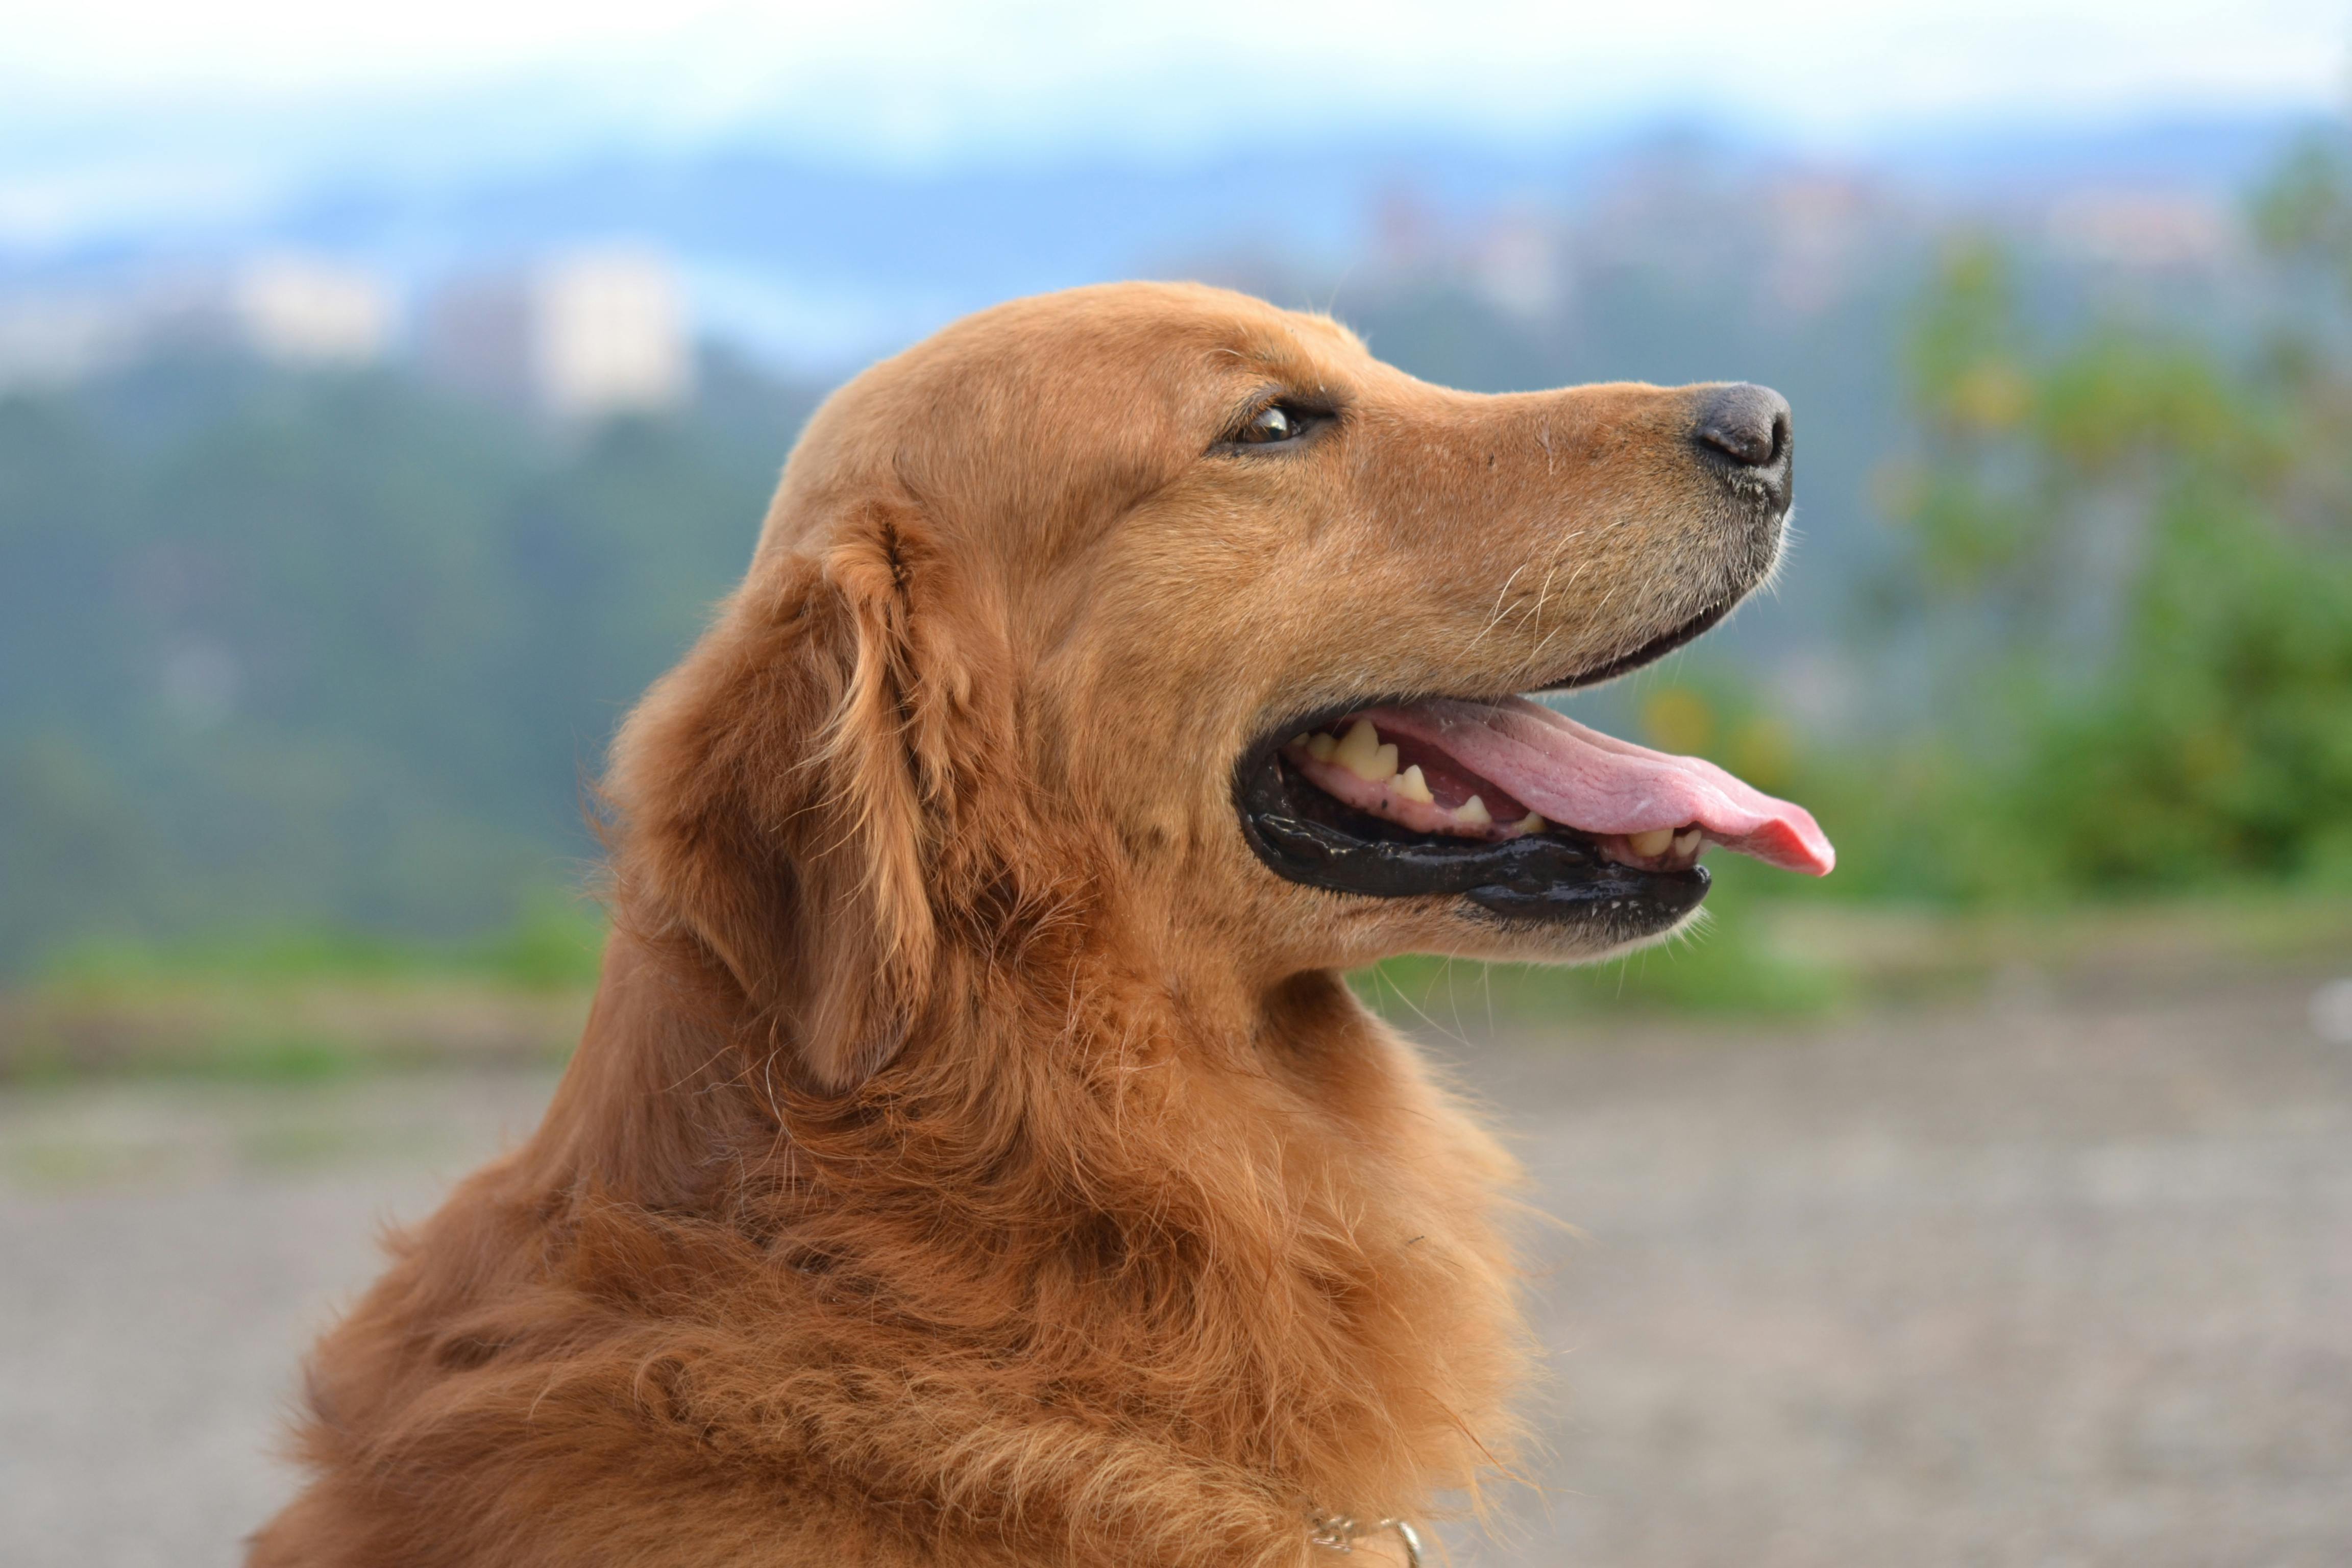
[2253,131,2352,289]
[0,357,815,973]
[2022,491,2352,888]
[1840,161,2352,901]
[40,895,608,994]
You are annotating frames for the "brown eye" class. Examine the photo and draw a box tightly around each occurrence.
[1240,403,1298,443]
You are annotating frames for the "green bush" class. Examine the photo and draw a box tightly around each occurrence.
[1818,170,2352,904]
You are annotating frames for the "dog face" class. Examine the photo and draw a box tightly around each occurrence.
[614,282,1827,1088]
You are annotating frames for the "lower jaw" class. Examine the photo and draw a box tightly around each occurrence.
[1236,753,1709,937]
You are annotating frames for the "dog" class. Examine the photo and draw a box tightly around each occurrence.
[251,282,1830,1567]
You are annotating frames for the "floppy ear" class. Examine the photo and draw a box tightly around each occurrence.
[608,501,969,1094]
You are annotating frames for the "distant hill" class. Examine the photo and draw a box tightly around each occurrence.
[8,111,2315,369]
[0,353,819,970]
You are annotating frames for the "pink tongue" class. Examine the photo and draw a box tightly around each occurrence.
[1364,697,1835,876]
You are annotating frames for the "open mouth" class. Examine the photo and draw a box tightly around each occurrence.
[1236,676,1834,934]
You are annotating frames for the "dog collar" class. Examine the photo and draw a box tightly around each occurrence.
[1309,1512,1424,1565]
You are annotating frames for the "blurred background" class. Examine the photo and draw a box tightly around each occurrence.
[3,3,2350,1564]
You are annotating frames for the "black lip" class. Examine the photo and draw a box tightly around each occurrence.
[1234,749,1709,929]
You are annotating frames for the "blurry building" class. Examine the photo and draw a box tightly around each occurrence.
[0,287,138,387]
[421,251,691,420]
[1756,174,1892,316]
[232,256,393,364]
[0,255,390,388]
[1359,189,1574,325]
[2044,191,2240,274]
[1467,209,1572,321]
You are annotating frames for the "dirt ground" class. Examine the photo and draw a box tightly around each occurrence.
[4,977,2348,1567]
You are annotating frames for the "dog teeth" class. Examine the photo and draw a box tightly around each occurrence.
[1673,827,1702,858]
[1334,718,1399,782]
[1455,794,1491,826]
[1517,812,1545,834]
[1305,731,1337,762]
[1394,764,1434,803]
[1628,827,1675,857]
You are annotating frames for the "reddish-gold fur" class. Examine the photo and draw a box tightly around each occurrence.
[253,283,1761,1566]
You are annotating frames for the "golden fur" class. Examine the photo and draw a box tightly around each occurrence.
[253,283,1769,1567]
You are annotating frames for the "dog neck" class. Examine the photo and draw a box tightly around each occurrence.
[514,925,1528,1564]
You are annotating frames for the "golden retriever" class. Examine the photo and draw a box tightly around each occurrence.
[251,282,1830,1568]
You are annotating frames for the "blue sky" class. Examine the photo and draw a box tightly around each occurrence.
[1,1,2345,247]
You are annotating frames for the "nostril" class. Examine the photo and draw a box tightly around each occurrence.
[1694,383,1791,469]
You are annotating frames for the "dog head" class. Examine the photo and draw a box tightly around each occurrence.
[608,282,1830,1091]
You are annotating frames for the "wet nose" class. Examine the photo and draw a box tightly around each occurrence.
[1692,383,1791,470]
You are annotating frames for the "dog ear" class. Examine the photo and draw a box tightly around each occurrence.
[609,501,967,1095]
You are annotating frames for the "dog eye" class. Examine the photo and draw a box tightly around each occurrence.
[1238,403,1301,444]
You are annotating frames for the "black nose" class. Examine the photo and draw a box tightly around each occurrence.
[1693,383,1791,471]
